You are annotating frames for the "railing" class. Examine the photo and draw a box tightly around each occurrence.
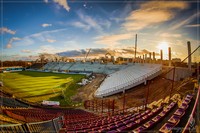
[0,116,64,132]
[182,85,200,133]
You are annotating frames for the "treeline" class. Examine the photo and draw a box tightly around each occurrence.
[0,60,32,67]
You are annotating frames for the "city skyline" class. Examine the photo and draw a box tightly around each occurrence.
[0,0,200,61]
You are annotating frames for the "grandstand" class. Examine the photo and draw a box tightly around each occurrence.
[43,62,130,74]
[95,63,162,97]
[29,63,45,70]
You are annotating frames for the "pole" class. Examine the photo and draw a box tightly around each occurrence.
[168,47,171,67]
[96,100,97,112]
[108,99,110,116]
[170,67,176,99]
[134,34,137,62]
[112,99,115,115]
[187,41,192,70]
[101,99,103,114]
[197,62,199,83]
[145,80,150,110]
[92,100,94,111]
[160,50,163,64]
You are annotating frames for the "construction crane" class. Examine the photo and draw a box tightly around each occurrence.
[84,48,91,62]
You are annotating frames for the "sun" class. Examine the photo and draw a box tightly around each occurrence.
[158,41,169,51]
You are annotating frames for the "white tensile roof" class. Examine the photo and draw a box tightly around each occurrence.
[95,63,162,97]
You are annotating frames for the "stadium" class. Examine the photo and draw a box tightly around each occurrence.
[0,0,200,133]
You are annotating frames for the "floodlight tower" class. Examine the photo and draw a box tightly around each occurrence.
[134,34,137,63]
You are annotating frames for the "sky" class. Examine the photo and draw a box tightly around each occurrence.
[0,0,200,61]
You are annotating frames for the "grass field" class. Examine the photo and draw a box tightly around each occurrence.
[0,71,85,106]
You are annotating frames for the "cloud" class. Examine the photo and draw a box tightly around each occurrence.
[21,49,32,53]
[0,27,16,34]
[170,12,200,30]
[36,45,66,54]
[2,54,38,61]
[71,21,90,31]
[71,10,110,33]
[6,37,21,49]
[141,49,151,54]
[14,28,67,46]
[53,0,70,12]
[74,10,103,33]
[98,19,111,29]
[160,33,182,38]
[95,33,133,46]
[58,48,113,57]
[184,24,200,28]
[58,49,87,57]
[124,10,174,31]
[41,23,52,27]
[110,3,133,23]
[57,47,160,58]
[47,39,56,43]
[44,0,48,3]
[123,1,189,31]
[140,49,159,56]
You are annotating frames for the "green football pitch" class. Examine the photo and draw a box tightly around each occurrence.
[0,71,85,106]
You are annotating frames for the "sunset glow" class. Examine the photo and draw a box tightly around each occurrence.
[157,41,170,59]
[158,41,169,51]
[0,0,199,61]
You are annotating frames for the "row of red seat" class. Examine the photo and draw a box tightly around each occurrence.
[1,94,194,132]
[59,94,193,132]
[159,94,193,133]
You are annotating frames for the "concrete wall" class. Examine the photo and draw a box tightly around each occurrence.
[163,66,193,81]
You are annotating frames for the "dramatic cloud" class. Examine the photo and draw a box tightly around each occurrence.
[57,47,155,58]
[46,39,56,43]
[6,37,21,49]
[0,27,16,34]
[58,48,115,57]
[95,33,133,46]
[53,0,70,12]
[123,1,189,31]
[41,23,52,28]
[21,49,32,53]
